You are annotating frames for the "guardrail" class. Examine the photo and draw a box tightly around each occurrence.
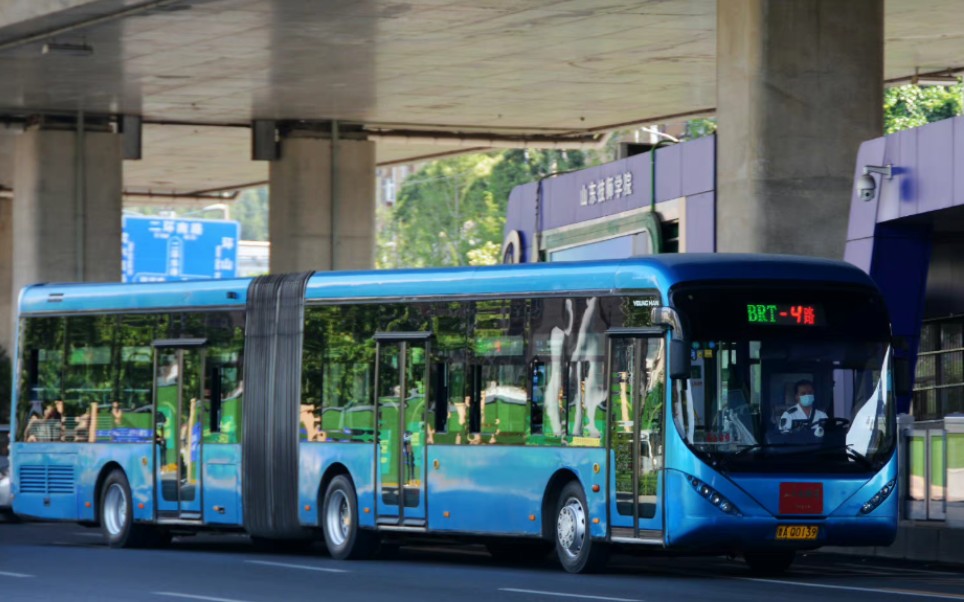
[901,414,964,527]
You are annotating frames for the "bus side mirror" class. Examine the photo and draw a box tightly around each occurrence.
[670,339,690,380]
[894,356,912,399]
[651,306,690,380]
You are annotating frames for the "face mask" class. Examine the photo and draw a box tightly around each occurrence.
[799,394,815,408]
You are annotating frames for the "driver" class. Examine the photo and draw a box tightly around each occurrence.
[779,380,828,437]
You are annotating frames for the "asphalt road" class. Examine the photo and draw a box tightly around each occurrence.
[1,518,963,602]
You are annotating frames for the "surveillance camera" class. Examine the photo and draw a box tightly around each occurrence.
[857,173,877,201]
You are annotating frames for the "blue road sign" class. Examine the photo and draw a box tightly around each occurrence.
[122,215,240,282]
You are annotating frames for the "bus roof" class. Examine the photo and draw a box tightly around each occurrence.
[17,254,877,315]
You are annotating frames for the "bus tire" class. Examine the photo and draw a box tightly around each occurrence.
[744,550,795,575]
[322,475,378,560]
[100,470,148,548]
[553,481,608,573]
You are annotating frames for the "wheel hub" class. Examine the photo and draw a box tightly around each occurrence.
[557,497,586,558]
[326,490,351,547]
[103,483,127,537]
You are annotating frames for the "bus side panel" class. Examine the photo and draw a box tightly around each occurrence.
[12,445,79,520]
[203,444,242,526]
[298,442,376,528]
[13,443,155,523]
[76,443,155,522]
[427,445,607,538]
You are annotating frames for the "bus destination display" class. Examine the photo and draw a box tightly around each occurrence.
[746,303,824,326]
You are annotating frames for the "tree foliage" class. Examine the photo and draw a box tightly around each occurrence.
[377,149,596,268]
[232,187,269,241]
[884,83,964,134]
[684,118,717,140]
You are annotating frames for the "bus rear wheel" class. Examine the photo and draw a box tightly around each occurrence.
[322,475,378,560]
[100,470,158,548]
[553,481,608,573]
[744,550,795,575]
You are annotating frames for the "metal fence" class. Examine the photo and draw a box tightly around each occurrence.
[901,414,964,527]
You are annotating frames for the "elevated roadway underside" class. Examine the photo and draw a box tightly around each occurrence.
[0,0,962,195]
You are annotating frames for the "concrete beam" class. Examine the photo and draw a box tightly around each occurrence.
[716,0,883,258]
[0,1,103,30]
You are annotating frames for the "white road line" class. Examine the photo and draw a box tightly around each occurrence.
[244,560,349,573]
[498,588,642,602]
[0,571,34,578]
[742,578,964,600]
[154,593,252,602]
[833,562,963,576]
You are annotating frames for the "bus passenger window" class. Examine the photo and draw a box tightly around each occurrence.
[528,298,569,438]
[469,299,528,443]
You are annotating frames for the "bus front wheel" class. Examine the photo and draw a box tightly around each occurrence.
[553,481,609,573]
[322,475,378,560]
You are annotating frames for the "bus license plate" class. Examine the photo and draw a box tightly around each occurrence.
[775,525,819,540]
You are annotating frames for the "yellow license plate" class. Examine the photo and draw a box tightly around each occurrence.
[775,525,819,540]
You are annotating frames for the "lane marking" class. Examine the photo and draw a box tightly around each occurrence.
[499,588,642,602]
[832,563,963,577]
[742,578,964,600]
[244,560,349,573]
[0,571,34,578]
[154,593,252,602]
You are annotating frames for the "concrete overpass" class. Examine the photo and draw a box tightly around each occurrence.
[1,0,964,357]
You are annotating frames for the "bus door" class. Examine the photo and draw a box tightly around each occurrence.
[374,333,430,526]
[607,331,666,542]
[153,339,207,519]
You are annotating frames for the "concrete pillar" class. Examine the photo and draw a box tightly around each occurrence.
[716,0,883,258]
[0,128,14,360]
[269,130,376,273]
[12,125,122,303]
[0,196,11,358]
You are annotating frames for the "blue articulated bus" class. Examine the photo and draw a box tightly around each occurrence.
[9,255,899,573]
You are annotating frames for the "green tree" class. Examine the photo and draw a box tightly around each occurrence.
[232,187,269,241]
[684,117,717,140]
[378,149,596,269]
[884,83,964,134]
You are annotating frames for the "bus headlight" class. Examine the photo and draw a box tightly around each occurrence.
[859,479,896,515]
[686,475,742,516]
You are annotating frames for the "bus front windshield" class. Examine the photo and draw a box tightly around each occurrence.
[670,285,896,474]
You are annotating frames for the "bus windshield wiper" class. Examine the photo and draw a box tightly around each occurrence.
[730,442,804,458]
[710,443,811,474]
[812,445,875,470]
